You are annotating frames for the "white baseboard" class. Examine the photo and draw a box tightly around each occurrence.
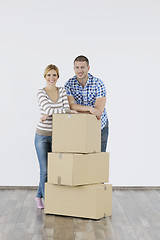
[0,186,160,190]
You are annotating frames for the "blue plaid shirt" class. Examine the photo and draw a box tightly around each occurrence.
[65,73,108,129]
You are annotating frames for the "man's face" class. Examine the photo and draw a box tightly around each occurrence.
[74,61,90,82]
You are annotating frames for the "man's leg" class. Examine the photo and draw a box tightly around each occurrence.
[101,119,109,152]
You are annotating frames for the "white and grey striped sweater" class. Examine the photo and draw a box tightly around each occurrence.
[36,87,70,136]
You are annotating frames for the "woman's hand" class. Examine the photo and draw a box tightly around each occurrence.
[40,114,49,122]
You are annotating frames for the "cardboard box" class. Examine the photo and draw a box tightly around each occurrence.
[48,152,109,186]
[44,183,112,219]
[52,114,101,153]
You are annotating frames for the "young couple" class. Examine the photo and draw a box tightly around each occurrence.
[35,55,109,209]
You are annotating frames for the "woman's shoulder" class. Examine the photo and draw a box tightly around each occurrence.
[58,86,66,93]
[37,88,45,93]
[58,86,64,90]
[37,88,46,97]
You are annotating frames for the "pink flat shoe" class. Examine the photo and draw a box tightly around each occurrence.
[35,197,44,209]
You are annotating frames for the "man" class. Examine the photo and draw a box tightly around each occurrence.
[65,55,109,152]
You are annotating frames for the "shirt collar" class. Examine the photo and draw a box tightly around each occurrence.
[74,73,93,86]
[86,73,93,85]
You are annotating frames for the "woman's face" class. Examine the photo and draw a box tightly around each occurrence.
[45,69,58,86]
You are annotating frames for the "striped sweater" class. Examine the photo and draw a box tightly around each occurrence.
[36,87,70,136]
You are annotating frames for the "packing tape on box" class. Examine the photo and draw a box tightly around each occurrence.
[58,176,61,185]
[104,185,112,192]
[59,153,62,159]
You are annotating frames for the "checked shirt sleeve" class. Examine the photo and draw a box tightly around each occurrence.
[96,79,106,98]
[64,81,73,96]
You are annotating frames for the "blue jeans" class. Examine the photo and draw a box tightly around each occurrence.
[34,134,52,198]
[101,119,109,152]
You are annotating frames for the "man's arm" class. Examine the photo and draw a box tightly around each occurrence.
[67,95,106,119]
[91,97,106,120]
[67,96,91,113]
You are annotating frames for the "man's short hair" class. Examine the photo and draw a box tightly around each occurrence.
[74,55,89,66]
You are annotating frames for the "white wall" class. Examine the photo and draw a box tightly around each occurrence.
[0,0,159,186]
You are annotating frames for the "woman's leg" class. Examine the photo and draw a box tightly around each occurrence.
[34,134,52,199]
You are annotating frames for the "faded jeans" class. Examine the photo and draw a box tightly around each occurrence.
[34,134,52,198]
[101,119,109,152]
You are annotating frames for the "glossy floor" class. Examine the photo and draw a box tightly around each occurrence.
[0,189,160,240]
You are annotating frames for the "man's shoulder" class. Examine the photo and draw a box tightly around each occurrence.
[89,73,102,84]
[65,76,77,86]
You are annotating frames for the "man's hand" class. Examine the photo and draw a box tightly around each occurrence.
[91,97,106,120]
[89,107,102,120]
[40,114,49,122]
[65,109,78,114]
[70,110,78,114]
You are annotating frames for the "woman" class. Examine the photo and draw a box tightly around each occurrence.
[35,64,74,209]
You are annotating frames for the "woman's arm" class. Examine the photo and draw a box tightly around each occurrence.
[37,89,64,116]
[38,89,77,122]
[61,87,70,113]
[37,90,56,115]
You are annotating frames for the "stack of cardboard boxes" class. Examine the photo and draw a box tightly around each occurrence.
[44,114,112,219]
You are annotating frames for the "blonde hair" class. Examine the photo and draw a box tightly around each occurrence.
[44,64,59,78]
